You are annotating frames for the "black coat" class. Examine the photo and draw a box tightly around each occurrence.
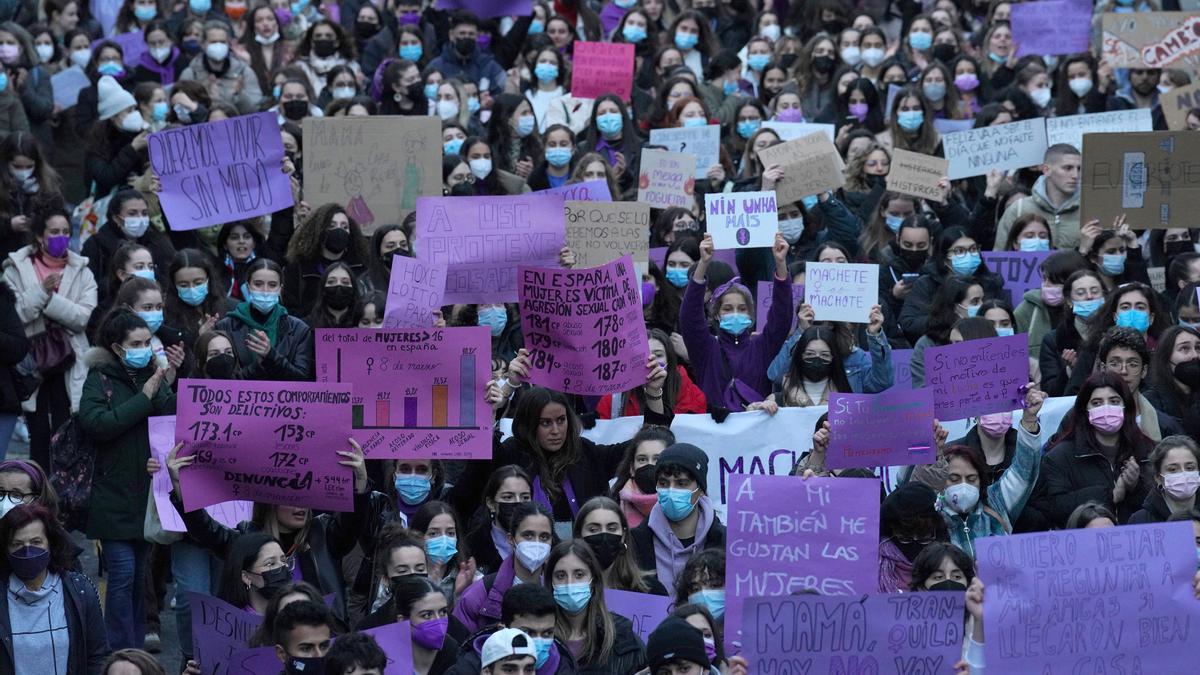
[1028,435,1152,528]
[896,262,1006,344]
[0,281,30,412]
[82,122,149,197]
[1128,487,1174,525]
[1037,320,1084,398]
[578,613,646,675]
[213,308,314,381]
[0,571,108,675]
[81,222,176,303]
[1144,384,1200,440]
[282,256,368,319]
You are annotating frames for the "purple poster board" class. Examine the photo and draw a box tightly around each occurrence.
[977,522,1200,673]
[1011,0,1091,57]
[519,255,650,395]
[755,281,804,331]
[314,328,492,459]
[981,250,1053,307]
[434,0,532,19]
[93,31,146,68]
[724,474,880,653]
[149,112,293,230]
[362,621,414,675]
[225,648,279,675]
[536,179,612,202]
[415,194,566,304]
[924,334,1029,420]
[606,590,674,644]
[190,593,263,675]
[149,416,252,532]
[890,348,914,389]
[175,379,355,513]
[383,255,447,329]
[827,388,936,469]
[741,593,965,672]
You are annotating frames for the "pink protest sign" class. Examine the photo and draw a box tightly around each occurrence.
[190,592,263,675]
[175,379,355,512]
[519,255,650,396]
[925,334,1028,420]
[606,590,673,644]
[536,179,612,202]
[383,255,447,329]
[149,112,293,230]
[755,281,804,331]
[724,474,880,653]
[827,389,936,469]
[571,41,635,101]
[148,416,251,532]
[415,194,566,304]
[314,328,493,459]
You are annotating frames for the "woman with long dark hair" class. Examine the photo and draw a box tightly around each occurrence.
[596,328,705,419]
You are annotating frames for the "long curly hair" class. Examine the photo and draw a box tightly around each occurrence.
[285,202,370,265]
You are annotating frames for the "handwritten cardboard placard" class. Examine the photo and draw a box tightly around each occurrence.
[828,389,936,469]
[383,256,446,329]
[755,281,804,331]
[190,593,263,675]
[606,590,673,644]
[564,201,649,268]
[149,112,292,231]
[571,41,635,101]
[1149,266,1167,293]
[981,250,1053,306]
[977,522,1199,673]
[761,121,835,142]
[741,593,966,673]
[536,179,612,202]
[886,149,948,203]
[519,255,649,396]
[705,191,778,250]
[637,149,695,208]
[175,379,355,512]
[415,194,566,304]
[315,328,492,459]
[1011,0,1091,57]
[1162,81,1200,131]
[649,124,721,179]
[924,334,1028,420]
[756,132,846,205]
[804,262,878,323]
[943,119,1048,180]
[304,116,441,234]
[434,0,532,18]
[1102,12,1200,70]
[1045,109,1154,154]
[1081,130,1200,229]
[149,416,252,533]
[724,474,880,652]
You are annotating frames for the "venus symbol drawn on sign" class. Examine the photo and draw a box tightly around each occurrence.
[736,228,750,245]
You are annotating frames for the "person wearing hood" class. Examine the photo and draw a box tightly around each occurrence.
[878,481,944,593]
[427,11,506,98]
[629,443,726,593]
[994,144,1082,251]
[445,583,580,675]
[1129,436,1200,525]
[178,20,262,114]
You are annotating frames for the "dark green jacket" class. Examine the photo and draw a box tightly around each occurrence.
[79,348,175,540]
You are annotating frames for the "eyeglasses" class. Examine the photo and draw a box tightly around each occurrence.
[258,555,296,573]
[1104,358,1143,372]
[949,246,980,256]
[0,490,34,504]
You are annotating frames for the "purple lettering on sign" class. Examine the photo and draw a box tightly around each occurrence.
[536,179,612,202]
[890,348,914,389]
[189,593,263,675]
[383,255,447,329]
[981,250,1052,306]
[705,191,779,250]
[925,334,1029,420]
[175,379,355,513]
[606,590,673,644]
[804,262,878,323]
[434,0,532,19]
[827,389,936,469]
[314,328,492,460]
[571,41,635,101]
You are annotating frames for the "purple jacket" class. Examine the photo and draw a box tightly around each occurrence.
[679,273,792,405]
[451,554,518,634]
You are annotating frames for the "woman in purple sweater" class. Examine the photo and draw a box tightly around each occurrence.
[680,232,792,408]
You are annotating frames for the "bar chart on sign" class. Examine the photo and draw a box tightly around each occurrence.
[336,350,479,431]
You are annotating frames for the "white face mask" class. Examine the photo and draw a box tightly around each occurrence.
[35,44,53,63]
[1030,87,1051,108]
[1068,77,1093,98]
[942,482,979,514]
[514,540,550,571]
[150,45,172,63]
[778,216,804,243]
[435,99,460,120]
[255,31,280,45]
[469,158,493,179]
[861,47,886,68]
[119,110,146,133]
[121,215,150,238]
[0,495,22,519]
[839,46,861,66]
[760,24,781,42]
[70,48,91,68]
[205,42,229,61]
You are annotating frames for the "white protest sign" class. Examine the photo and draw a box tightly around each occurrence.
[943,119,1048,179]
[761,121,836,142]
[804,262,879,323]
[649,125,721,179]
[704,191,778,249]
[1044,109,1154,153]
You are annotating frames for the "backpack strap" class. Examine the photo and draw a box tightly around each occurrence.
[982,504,1012,535]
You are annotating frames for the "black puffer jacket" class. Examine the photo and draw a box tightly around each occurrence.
[1027,435,1152,528]
[0,570,108,674]
[897,260,1006,345]
[213,305,313,381]
[0,281,30,412]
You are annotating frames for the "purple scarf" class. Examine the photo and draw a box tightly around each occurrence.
[136,47,179,86]
[877,538,913,593]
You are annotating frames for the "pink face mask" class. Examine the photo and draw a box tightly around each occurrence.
[1087,404,1125,434]
[978,412,1013,438]
[1163,471,1200,500]
[1040,284,1063,306]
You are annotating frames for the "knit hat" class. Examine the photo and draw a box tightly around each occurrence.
[481,628,536,668]
[97,75,136,121]
[656,443,708,494]
[647,617,709,671]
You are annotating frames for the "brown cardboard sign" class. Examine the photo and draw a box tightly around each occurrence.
[1080,131,1200,229]
[564,201,650,268]
[1101,12,1200,70]
[886,149,948,203]
[1162,81,1200,131]
[756,132,846,205]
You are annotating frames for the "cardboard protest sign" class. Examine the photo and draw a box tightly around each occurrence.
[637,149,696,208]
[50,66,88,109]
[383,256,446,329]
[433,0,532,20]
[650,125,721,179]
[571,41,635,101]
[724,474,880,652]
[519,255,650,396]
[886,149,948,203]
[891,348,914,389]
[149,112,292,231]
[1149,266,1167,293]
[415,194,566,304]
[827,389,936,469]
[804,262,878,323]
[190,593,263,675]
[755,281,804,331]
[175,379,355,512]
[1011,0,1091,57]
[1162,81,1200,131]
[315,328,492,459]
[537,179,612,202]
[149,416,252,533]
[943,119,1048,180]
[705,191,778,250]
[977,522,1199,673]
[606,590,673,644]
[1102,12,1200,70]
[303,116,441,233]
[761,121,835,142]
[756,132,845,204]
[925,334,1028,420]
[564,201,649,268]
[1081,131,1199,229]
[1045,109,1154,153]
[741,593,966,673]
[982,250,1053,306]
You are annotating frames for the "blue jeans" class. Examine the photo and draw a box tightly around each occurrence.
[101,539,149,650]
[0,413,19,461]
[171,540,221,659]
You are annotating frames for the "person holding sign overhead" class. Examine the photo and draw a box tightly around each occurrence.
[214,257,312,380]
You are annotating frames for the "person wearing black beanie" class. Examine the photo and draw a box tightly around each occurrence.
[646,616,713,674]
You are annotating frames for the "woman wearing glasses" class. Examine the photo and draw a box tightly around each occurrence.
[897,226,1005,345]
[215,532,294,615]
[0,459,56,520]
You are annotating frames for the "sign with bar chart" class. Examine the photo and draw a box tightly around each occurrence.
[314,327,493,459]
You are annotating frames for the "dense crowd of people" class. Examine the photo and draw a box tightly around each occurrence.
[0,0,1197,674]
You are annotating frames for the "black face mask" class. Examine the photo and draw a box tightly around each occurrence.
[931,44,957,64]
[822,19,846,35]
[455,38,475,57]
[312,39,338,58]
[1164,241,1193,258]
[696,5,717,19]
[282,100,309,121]
[778,53,799,71]
[800,356,832,382]
[205,353,238,380]
[1176,360,1200,388]
[323,285,355,310]
[355,21,380,41]
[322,227,350,255]
[633,464,657,494]
[182,104,209,125]
[256,565,292,600]
[285,656,325,675]
[927,579,967,593]
[894,245,928,272]
[583,532,625,569]
[494,501,520,530]
[812,55,835,75]
[405,81,424,101]
[895,539,930,562]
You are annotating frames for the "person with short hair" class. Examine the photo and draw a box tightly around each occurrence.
[993,144,1082,250]
[444,583,579,675]
[274,599,335,674]
[325,632,387,675]
[480,627,537,675]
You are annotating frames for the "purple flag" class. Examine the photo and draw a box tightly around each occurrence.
[827,388,936,469]
[925,334,1029,420]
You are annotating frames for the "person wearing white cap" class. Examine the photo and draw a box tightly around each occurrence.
[83,74,149,196]
[481,627,537,675]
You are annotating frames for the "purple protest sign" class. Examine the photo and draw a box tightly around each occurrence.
[149,112,293,230]
[606,590,674,644]
[925,334,1028,420]
[981,250,1053,306]
[314,328,492,459]
[827,389,935,469]
[416,194,565,304]
[149,416,251,532]
[434,0,532,19]
[741,593,965,673]
[190,592,263,675]
[519,255,650,396]
[755,281,803,331]
[361,621,414,675]
[977,522,1199,673]
[383,255,446,329]
[536,179,612,202]
[890,348,914,389]
[1012,0,1091,57]
[93,31,146,68]
[724,474,880,653]
[175,379,355,513]
[225,648,279,675]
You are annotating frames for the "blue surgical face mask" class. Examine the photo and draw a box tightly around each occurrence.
[423,83,438,100]
[949,252,981,276]
[528,19,545,35]
[516,114,536,137]
[908,31,933,51]
[596,112,623,136]
[747,54,770,71]
[443,137,464,156]
[136,310,163,334]
[152,101,169,122]
[885,214,904,234]
[545,147,572,168]
[1018,237,1050,252]
[1072,297,1102,318]
[131,268,156,282]
[996,326,1015,337]
[988,51,1006,63]
[922,82,946,102]
[657,486,698,521]
[665,267,689,288]
[189,0,212,13]
[682,116,707,128]
[477,306,507,336]
[393,474,431,505]
[674,32,698,50]
[399,44,423,61]
[177,282,208,307]
[532,637,553,669]
[1115,308,1151,332]
[467,96,481,114]
[688,589,725,620]
[122,345,153,369]
[97,61,123,77]
[801,194,819,210]
[425,535,457,565]
[247,290,280,313]
[897,110,924,132]
[1100,253,1127,276]
[622,25,647,43]
[134,5,157,21]
[960,303,980,317]
[723,79,738,95]
[736,119,760,139]
[553,582,592,614]
[534,63,558,82]
[1181,319,1200,331]
[719,312,752,336]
